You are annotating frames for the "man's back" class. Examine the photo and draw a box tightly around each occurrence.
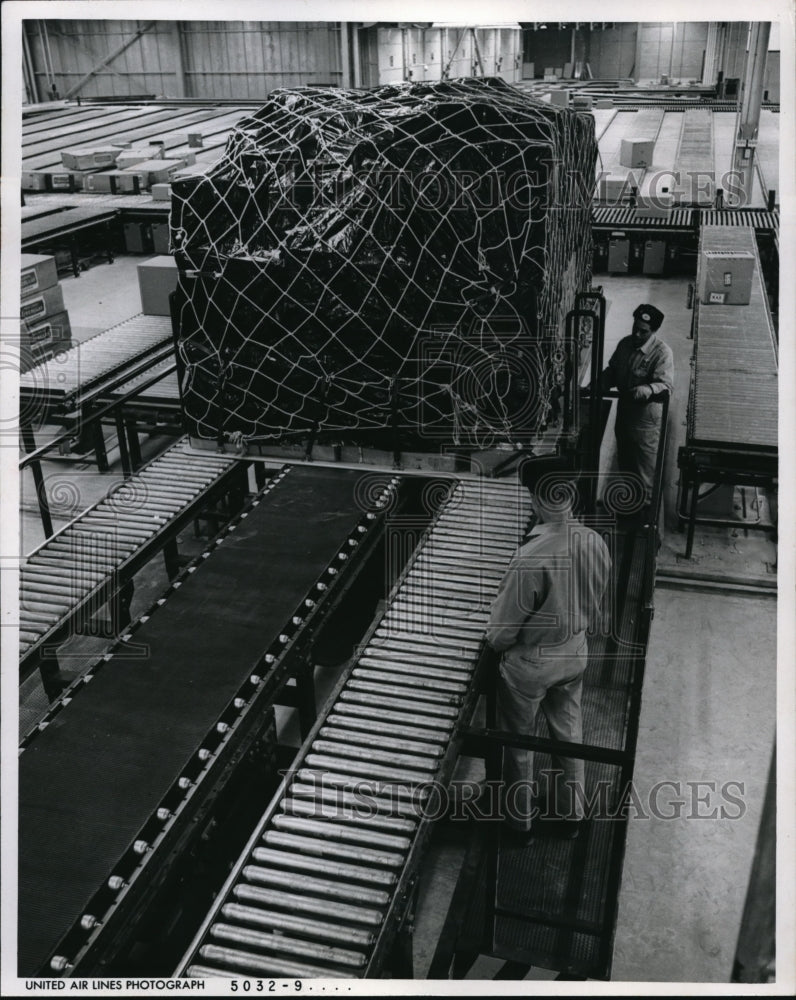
[487,519,612,657]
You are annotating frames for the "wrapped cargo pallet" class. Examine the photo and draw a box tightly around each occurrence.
[171,78,597,452]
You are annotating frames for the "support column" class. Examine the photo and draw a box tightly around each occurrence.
[172,22,187,98]
[702,21,721,85]
[732,22,770,207]
[340,22,351,88]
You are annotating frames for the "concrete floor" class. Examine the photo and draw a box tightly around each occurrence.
[16,256,778,982]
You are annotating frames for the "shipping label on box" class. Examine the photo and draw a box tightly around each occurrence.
[21,254,59,297]
[61,146,122,170]
[620,138,656,169]
[22,309,72,348]
[698,250,754,305]
[48,168,100,191]
[19,284,66,324]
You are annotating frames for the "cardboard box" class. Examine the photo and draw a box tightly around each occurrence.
[84,171,144,194]
[61,146,122,170]
[123,159,188,188]
[116,148,161,170]
[548,90,570,107]
[22,309,72,348]
[124,222,155,254]
[137,256,179,315]
[19,284,66,325]
[620,138,656,169]
[152,222,171,255]
[595,98,615,109]
[47,168,101,192]
[21,170,51,191]
[21,254,58,297]
[187,132,205,148]
[151,183,172,201]
[635,194,674,218]
[572,95,593,109]
[698,250,754,305]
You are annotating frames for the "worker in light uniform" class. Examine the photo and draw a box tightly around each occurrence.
[486,458,612,841]
[600,304,674,518]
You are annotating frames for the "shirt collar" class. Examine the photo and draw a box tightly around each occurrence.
[636,335,658,356]
[525,520,569,540]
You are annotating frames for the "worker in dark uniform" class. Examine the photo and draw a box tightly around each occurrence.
[486,458,612,841]
[600,304,674,519]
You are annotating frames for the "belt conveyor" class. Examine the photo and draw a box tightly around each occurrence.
[175,477,531,980]
[18,465,404,977]
[21,205,118,247]
[20,313,172,414]
[19,437,243,682]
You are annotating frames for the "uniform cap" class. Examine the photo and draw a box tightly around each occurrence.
[633,303,664,331]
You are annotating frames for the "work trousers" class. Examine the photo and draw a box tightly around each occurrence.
[615,416,662,506]
[497,634,588,831]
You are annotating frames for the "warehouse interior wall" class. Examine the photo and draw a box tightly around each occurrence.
[585,23,638,79]
[23,20,524,101]
[23,20,345,101]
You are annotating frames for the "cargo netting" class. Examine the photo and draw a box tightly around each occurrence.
[171,78,597,451]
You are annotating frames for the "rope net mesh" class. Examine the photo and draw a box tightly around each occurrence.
[171,78,597,451]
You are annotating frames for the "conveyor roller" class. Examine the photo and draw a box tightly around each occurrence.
[177,477,532,979]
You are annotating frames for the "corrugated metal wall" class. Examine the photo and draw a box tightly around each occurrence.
[24,20,343,101]
[24,20,522,102]
[375,25,521,85]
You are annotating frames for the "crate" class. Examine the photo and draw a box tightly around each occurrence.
[116,148,160,170]
[138,256,179,315]
[21,170,51,191]
[22,309,72,350]
[548,90,570,107]
[122,159,189,189]
[620,138,656,169]
[698,250,754,305]
[19,284,66,325]
[61,146,122,170]
[84,171,143,195]
[151,183,172,201]
[21,254,58,297]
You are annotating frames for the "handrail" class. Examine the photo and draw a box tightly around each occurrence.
[20,360,178,471]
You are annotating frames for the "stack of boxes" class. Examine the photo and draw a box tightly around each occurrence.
[22,137,199,193]
[20,253,72,371]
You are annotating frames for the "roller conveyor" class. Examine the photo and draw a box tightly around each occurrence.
[176,477,532,980]
[19,437,241,673]
[18,464,403,977]
[678,225,778,556]
[19,313,172,410]
[690,226,778,450]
